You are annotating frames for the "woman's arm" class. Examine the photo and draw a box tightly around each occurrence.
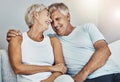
[8,35,53,75]
[41,36,67,82]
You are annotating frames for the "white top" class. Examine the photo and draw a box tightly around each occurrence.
[51,23,120,79]
[17,32,54,82]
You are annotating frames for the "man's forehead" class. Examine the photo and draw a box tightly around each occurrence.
[50,10,60,18]
[51,10,63,16]
[51,10,59,14]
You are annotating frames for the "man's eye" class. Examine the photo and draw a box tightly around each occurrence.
[51,21,54,24]
[56,18,59,21]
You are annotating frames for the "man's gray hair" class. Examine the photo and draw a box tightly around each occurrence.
[48,3,69,16]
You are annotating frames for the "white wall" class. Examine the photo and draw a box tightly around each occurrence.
[0,0,120,49]
[98,0,120,43]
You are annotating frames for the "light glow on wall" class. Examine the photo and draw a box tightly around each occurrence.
[113,9,120,19]
[82,0,98,9]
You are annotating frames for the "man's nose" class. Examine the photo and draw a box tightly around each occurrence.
[54,21,58,27]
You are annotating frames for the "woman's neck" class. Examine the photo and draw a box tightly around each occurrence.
[27,25,44,42]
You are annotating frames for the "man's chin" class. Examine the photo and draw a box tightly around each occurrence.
[55,30,64,36]
[57,32,64,36]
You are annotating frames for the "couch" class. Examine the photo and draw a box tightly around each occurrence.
[0,40,120,82]
[0,49,17,82]
[108,40,120,67]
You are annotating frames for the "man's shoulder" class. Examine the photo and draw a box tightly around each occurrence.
[81,23,96,27]
[78,23,97,30]
[77,23,94,28]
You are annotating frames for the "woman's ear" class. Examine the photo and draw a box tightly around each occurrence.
[32,11,39,19]
[32,11,41,24]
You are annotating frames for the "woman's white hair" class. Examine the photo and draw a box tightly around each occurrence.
[48,3,69,16]
[25,4,46,28]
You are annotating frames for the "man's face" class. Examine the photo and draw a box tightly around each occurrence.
[50,10,70,36]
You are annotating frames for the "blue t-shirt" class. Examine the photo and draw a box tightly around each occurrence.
[49,23,120,79]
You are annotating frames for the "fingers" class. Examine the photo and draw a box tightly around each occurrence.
[61,65,67,74]
[50,63,67,74]
[56,63,67,74]
[7,29,21,37]
[6,37,11,42]
[6,29,22,42]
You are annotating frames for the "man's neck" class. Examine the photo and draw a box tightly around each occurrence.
[64,24,75,36]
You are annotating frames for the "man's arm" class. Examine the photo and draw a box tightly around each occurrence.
[73,40,111,82]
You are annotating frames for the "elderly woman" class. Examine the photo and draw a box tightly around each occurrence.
[8,4,69,82]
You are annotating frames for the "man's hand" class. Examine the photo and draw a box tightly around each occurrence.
[41,78,54,82]
[73,71,88,82]
[7,29,22,42]
[50,63,67,74]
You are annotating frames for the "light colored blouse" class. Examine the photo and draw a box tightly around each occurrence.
[17,32,54,82]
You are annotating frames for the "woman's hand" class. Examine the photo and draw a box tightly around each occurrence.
[50,63,67,74]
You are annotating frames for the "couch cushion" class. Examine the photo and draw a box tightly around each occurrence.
[0,51,2,82]
[0,49,17,82]
[109,40,120,68]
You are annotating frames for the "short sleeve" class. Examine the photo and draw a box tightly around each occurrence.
[84,23,105,44]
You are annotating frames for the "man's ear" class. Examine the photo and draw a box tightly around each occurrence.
[67,13,70,22]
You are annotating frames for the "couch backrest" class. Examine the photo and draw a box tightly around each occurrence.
[0,51,2,82]
[109,40,120,68]
[0,50,17,82]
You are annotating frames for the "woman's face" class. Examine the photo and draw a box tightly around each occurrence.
[36,9,51,31]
